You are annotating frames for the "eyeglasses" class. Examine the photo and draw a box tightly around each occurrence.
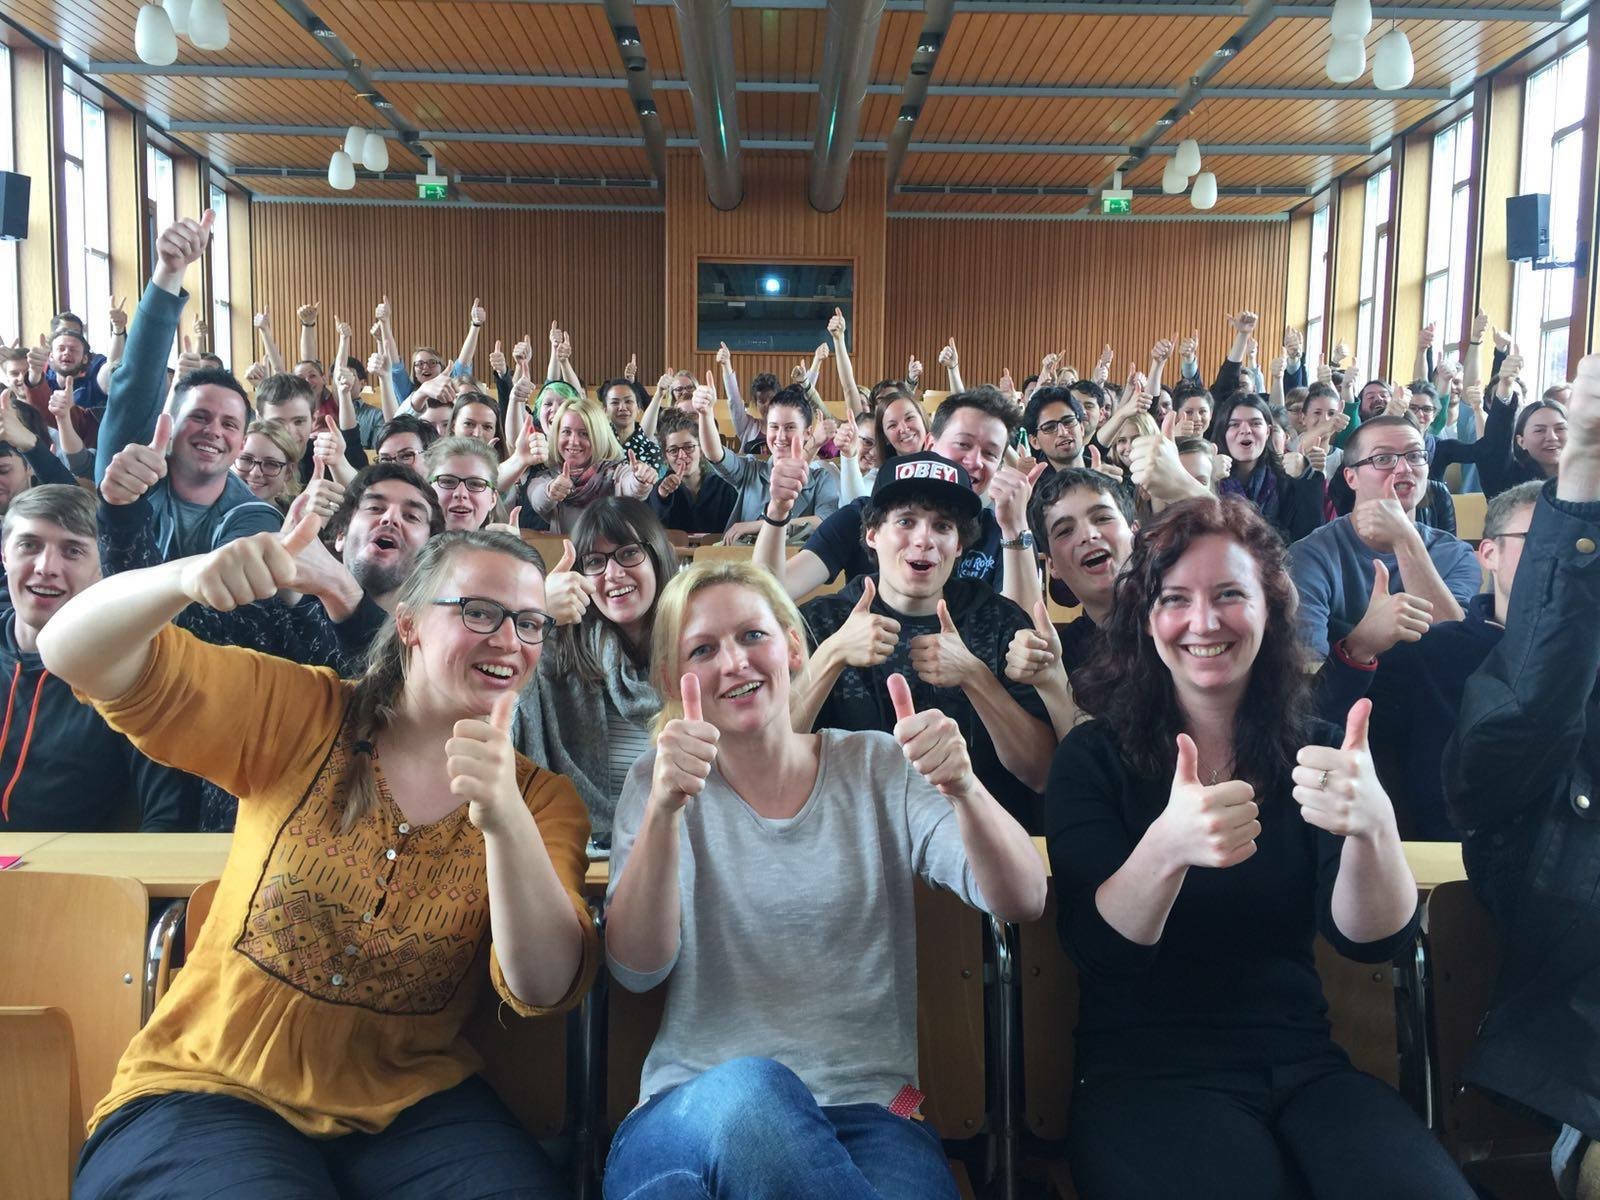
[433,597,554,645]
[1491,531,1529,540]
[235,453,288,478]
[1036,418,1080,436]
[664,444,697,458]
[430,473,494,494]
[671,385,696,396]
[378,449,418,465]
[1347,449,1430,472]
[579,542,647,576]
[412,359,444,372]
[1408,406,1438,421]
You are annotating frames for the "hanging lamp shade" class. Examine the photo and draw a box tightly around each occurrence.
[134,3,179,66]
[361,131,389,172]
[1325,36,1367,84]
[163,0,191,36]
[1161,158,1188,195]
[188,0,230,50]
[1190,171,1218,211]
[328,150,356,191]
[1328,0,1372,39]
[1174,138,1201,178]
[1372,27,1414,90]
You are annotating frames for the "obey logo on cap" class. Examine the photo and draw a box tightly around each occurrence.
[891,459,960,485]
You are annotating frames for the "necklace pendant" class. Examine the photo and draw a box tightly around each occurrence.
[1208,769,1221,785]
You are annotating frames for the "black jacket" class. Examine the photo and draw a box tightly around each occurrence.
[1444,482,1600,1137]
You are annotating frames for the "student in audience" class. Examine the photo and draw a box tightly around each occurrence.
[0,379,79,495]
[776,452,1053,828]
[1175,435,1217,490]
[232,419,302,511]
[374,412,437,469]
[450,392,503,454]
[20,327,106,448]
[257,372,368,485]
[835,409,880,502]
[1023,386,1088,476]
[648,408,737,536]
[693,381,839,543]
[515,498,675,839]
[602,559,1045,1198]
[1048,496,1474,1200]
[0,485,195,831]
[874,392,933,462]
[1288,416,1479,657]
[1069,380,1107,442]
[1212,393,1327,544]
[424,436,505,532]
[49,526,597,1199]
[1446,354,1600,1199]
[602,377,665,478]
[514,398,655,534]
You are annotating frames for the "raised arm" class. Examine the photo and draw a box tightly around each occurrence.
[296,301,319,365]
[938,337,966,394]
[456,298,486,376]
[1005,600,1078,740]
[255,307,286,375]
[828,307,866,416]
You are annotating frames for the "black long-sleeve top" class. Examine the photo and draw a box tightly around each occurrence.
[1044,719,1420,1075]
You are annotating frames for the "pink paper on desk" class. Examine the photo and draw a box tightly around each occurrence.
[0,856,20,870]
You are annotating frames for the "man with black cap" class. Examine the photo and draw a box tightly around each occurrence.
[776,449,1054,829]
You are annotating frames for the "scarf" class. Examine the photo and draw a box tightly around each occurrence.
[511,623,660,834]
[1218,459,1278,517]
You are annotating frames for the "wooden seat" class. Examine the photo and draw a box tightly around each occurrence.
[1455,492,1487,542]
[920,389,950,416]
[520,531,569,569]
[0,1006,79,1199]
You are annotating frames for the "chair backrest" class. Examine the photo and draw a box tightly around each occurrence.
[0,1006,79,1199]
[0,872,148,1117]
[520,531,569,571]
[183,878,220,959]
[685,543,755,570]
[1455,492,1487,542]
[1315,936,1399,1086]
[606,881,987,1138]
[1426,880,1551,1157]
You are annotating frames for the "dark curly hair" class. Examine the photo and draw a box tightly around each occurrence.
[1072,496,1311,795]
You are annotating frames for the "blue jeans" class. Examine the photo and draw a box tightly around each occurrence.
[602,1057,956,1200]
[74,1075,568,1199]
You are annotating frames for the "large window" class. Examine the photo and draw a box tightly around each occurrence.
[1423,115,1475,354]
[61,86,110,342]
[1512,43,1589,397]
[146,144,174,256]
[1355,168,1391,385]
[1305,204,1329,370]
[0,47,18,342]
[208,184,231,369]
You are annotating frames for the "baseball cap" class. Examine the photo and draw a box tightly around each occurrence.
[869,451,981,523]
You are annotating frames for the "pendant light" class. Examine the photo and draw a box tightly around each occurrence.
[134,3,179,66]
[1325,36,1367,84]
[1372,25,1415,90]
[1161,158,1188,195]
[343,126,365,158]
[328,149,356,191]
[163,0,191,36]
[188,0,230,50]
[361,131,389,172]
[1328,0,1372,40]
[1190,171,1218,211]
[1174,138,1202,178]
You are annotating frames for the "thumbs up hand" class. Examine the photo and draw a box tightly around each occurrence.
[888,672,977,803]
[450,689,526,836]
[764,434,809,523]
[1349,470,1415,553]
[100,412,174,505]
[1342,559,1433,664]
[1005,600,1063,688]
[830,577,901,668]
[1151,734,1260,870]
[1293,699,1395,841]
[545,539,596,627]
[651,674,720,815]
[907,599,982,690]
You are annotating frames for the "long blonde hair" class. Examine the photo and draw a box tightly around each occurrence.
[546,398,625,472]
[647,560,808,737]
[340,530,546,832]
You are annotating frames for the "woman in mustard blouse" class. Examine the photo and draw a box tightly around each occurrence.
[40,519,599,1199]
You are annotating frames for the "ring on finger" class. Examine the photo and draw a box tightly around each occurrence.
[1317,769,1330,790]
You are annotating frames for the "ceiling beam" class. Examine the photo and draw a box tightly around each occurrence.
[230,165,658,188]
[884,0,956,192]
[888,211,1291,223]
[595,0,669,184]
[895,183,1310,195]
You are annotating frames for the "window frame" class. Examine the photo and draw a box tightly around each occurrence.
[60,84,111,345]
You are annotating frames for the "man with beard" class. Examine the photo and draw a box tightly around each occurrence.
[1022,386,1088,477]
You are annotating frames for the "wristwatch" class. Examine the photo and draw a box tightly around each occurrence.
[999,531,1034,551]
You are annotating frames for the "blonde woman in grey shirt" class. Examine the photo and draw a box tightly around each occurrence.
[603,560,1045,1200]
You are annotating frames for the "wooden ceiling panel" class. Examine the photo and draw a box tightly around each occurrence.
[460,182,661,208]
[317,2,622,77]
[423,140,651,181]
[733,8,825,82]
[900,153,1116,190]
[871,11,923,85]
[380,81,646,137]
[1123,152,1365,191]
[1161,96,1440,149]
[187,134,357,173]
[887,189,1296,217]
[634,8,686,81]
[97,73,379,129]
[738,92,818,139]
[934,12,1234,88]
[913,94,1170,143]
[1131,193,1300,216]
[6,0,325,67]
[246,177,421,201]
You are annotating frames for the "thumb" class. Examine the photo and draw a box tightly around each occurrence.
[494,339,503,354]
[472,296,481,310]
[1033,599,1051,638]
[1174,733,1201,786]
[37,334,46,348]
[507,505,523,528]
[628,449,639,468]
[313,459,328,481]
[489,689,517,734]
[853,576,876,613]
[1088,444,1102,469]
[555,538,576,573]
[198,209,215,235]
[1369,559,1390,602]
[149,411,173,452]
[182,335,192,353]
[280,510,323,556]
[937,598,957,635]
[1343,697,1372,753]
[561,459,572,477]
[1161,410,1177,439]
[887,673,916,723]
[705,370,715,390]
[1027,460,1047,485]
[1379,469,1398,500]
[681,673,703,723]
[324,413,339,435]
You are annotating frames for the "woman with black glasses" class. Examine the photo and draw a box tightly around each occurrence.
[422,436,505,532]
[232,418,302,512]
[514,496,677,841]
[43,523,597,1198]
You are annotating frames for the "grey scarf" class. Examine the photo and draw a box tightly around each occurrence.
[512,626,659,835]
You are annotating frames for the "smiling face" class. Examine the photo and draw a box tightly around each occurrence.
[663,429,700,480]
[377,431,426,468]
[558,409,594,472]
[3,515,100,633]
[453,401,499,447]
[1179,394,1211,433]
[676,582,804,738]
[430,453,496,530]
[294,361,327,398]
[764,401,809,459]
[1147,533,1266,708]
[865,501,961,616]
[411,351,445,382]
[585,533,659,644]
[1029,401,1081,467]
[400,549,548,716]
[338,478,436,598]
[603,384,638,436]
[1223,405,1270,468]
[260,395,314,457]
[172,386,249,484]
[1518,407,1568,471]
[233,432,292,501]
[1344,424,1429,514]
[881,398,930,458]
[1041,486,1134,613]
[1358,380,1392,419]
[932,406,1007,496]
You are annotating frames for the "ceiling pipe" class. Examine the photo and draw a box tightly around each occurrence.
[671,0,743,209]
[883,0,956,195]
[598,0,669,187]
[809,0,889,212]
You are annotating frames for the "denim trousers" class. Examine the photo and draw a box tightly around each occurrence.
[602,1057,956,1200]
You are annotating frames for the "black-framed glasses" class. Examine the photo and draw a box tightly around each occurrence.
[1037,417,1080,436]
[378,449,418,464]
[579,542,647,576]
[413,358,444,372]
[430,473,494,494]
[664,443,697,459]
[433,597,554,645]
[1347,449,1429,472]
[235,453,288,478]
[1408,405,1438,421]
[1491,531,1529,540]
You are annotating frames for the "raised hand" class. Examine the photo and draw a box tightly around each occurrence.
[651,674,720,814]
[100,413,172,504]
[545,539,595,626]
[548,320,562,349]
[906,355,923,384]
[628,449,656,486]
[489,340,507,377]
[1283,326,1303,356]
[835,417,859,459]
[765,435,809,521]
[513,333,534,364]
[47,386,74,424]
[1005,600,1063,688]
[1226,310,1259,335]
[908,600,982,691]
[888,672,977,802]
[657,470,681,499]
[1152,733,1260,869]
[1150,335,1174,364]
[470,297,487,327]
[988,462,1033,540]
[1350,471,1414,552]
[1292,699,1396,840]
[155,211,214,277]
[449,691,524,836]
[624,353,639,383]
[108,295,128,333]
[999,367,1017,401]
[175,335,203,380]
[827,307,846,339]
[715,341,732,370]
[297,459,347,521]
[1343,559,1432,663]
[831,578,900,668]
[178,512,323,612]
[692,371,717,415]
[26,335,48,379]
[938,337,959,369]
[546,460,575,504]
[1418,322,1436,351]
[1178,329,1199,365]
[296,300,320,327]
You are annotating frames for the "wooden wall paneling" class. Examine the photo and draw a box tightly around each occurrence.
[11,41,59,337]
[1330,178,1365,365]
[663,151,886,413]
[1391,133,1432,373]
[106,108,146,315]
[174,156,206,305]
[1475,73,1524,341]
[1574,13,1600,367]
[249,205,664,386]
[1285,211,1312,340]
[227,188,254,373]
[883,218,1291,389]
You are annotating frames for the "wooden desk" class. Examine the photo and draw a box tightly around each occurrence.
[16,834,232,898]
[0,831,66,860]
[1405,841,1466,891]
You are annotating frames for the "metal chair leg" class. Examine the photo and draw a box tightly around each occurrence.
[143,899,187,1024]
[988,916,1021,1200]
[574,908,608,1200]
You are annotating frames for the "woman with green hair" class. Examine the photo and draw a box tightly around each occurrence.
[513,397,658,534]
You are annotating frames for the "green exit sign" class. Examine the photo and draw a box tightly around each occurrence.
[1101,195,1132,214]
[418,181,449,201]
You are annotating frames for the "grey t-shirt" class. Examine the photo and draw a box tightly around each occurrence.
[606,728,988,1108]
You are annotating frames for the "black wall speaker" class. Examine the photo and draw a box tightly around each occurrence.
[0,172,27,241]
[1506,193,1551,263]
